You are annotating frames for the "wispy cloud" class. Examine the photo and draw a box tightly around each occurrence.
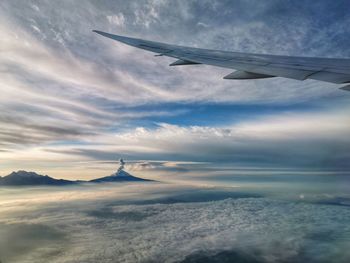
[0,0,349,175]
[1,106,348,178]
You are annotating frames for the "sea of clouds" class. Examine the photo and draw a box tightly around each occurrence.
[0,181,349,263]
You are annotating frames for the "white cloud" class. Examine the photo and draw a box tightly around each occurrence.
[1,106,347,176]
[0,184,349,262]
[107,13,125,27]
[0,0,349,174]
[102,108,350,156]
[30,4,40,12]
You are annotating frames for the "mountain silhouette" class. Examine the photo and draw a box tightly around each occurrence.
[0,169,153,186]
[90,169,153,183]
[0,171,77,186]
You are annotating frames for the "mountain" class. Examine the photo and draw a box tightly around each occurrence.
[0,168,154,186]
[0,171,76,186]
[90,169,153,183]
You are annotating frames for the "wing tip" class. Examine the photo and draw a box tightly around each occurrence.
[92,30,107,36]
[92,30,136,45]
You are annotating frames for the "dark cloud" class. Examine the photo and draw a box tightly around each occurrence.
[87,207,159,221]
[0,223,66,263]
[180,249,262,263]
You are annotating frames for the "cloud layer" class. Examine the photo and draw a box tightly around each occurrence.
[2,106,348,179]
[1,183,349,263]
[0,0,350,176]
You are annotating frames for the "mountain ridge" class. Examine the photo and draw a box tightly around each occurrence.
[0,169,153,186]
[0,170,76,186]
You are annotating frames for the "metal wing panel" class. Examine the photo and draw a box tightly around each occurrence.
[308,71,350,84]
[93,30,350,84]
[247,65,315,80]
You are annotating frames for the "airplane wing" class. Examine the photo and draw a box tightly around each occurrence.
[93,30,350,90]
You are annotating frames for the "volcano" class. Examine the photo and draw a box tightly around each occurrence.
[0,159,153,186]
[90,159,153,183]
[89,169,152,183]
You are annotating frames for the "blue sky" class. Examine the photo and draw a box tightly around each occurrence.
[0,0,350,179]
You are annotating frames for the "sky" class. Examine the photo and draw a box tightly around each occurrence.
[1,2,350,262]
[0,0,350,179]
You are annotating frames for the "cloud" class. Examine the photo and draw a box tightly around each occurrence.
[0,184,349,262]
[1,0,345,109]
[0,0,350,175]
[0,2,350,262]
[0,223,66,262]
[107,13,126,28]
[55,107,349,169]
[1,105,348,177]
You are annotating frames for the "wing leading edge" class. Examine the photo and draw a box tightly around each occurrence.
[93,30,350,90]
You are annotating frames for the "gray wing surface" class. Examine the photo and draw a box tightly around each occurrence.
[93,30,350,88]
